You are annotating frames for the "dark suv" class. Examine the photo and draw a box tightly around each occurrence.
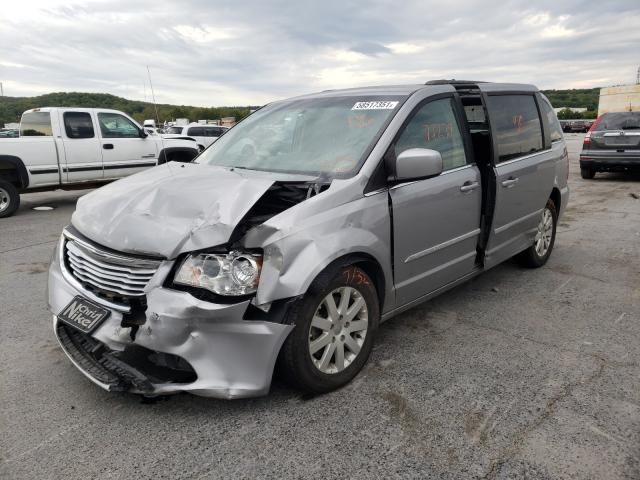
[580,112,640,179]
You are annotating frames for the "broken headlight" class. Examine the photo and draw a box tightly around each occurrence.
[173,251,262,296]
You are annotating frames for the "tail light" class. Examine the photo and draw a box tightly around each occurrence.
[583,115,602,147]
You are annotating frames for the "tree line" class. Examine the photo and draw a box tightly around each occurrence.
[0,91,256,126]
[0,88,602,127]
[542,88,599,119]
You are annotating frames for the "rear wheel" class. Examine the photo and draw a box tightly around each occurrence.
[278,265,379,394]
[516,199,557,268]
[0,179,20,218]
[580,167,596,179]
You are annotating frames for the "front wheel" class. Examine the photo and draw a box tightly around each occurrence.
[0,179,20,218]
[278,265,379,394]
[515,199,557,268]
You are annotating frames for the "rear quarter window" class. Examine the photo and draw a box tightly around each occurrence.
[486,95,543,162]
[64,112,95,139]
[20,112,53,136]
[538,97,563,143]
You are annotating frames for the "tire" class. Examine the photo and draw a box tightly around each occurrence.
[278,265,379,394]
[580,167,596,179]
[0,179,20,218]
[516,199,557,268]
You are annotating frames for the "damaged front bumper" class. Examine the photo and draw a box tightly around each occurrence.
[48,236,293,399]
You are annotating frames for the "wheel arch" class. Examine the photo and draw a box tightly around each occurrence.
[309,253,387,312]
[550,186,561,212]
[0,155,29,189]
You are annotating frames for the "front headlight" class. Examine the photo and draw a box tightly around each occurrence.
[173,251,262,296]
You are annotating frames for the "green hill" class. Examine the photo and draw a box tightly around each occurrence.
[0,87,602,127]
[0,92,256,127]
[542,88,600,119]
[542,88,600,110]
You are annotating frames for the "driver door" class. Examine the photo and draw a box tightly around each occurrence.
[389,97,482,306]
[96,112,158,179]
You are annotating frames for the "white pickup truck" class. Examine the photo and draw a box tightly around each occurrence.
[163,123,229,150]
[0,107,200,218]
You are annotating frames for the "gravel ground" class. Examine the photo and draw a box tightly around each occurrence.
[1,134,639,479]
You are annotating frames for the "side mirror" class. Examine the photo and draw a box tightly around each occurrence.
[139,128,148,138]
[395,148,443,181]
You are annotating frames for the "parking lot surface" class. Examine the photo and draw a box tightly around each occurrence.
[1,134,639,479]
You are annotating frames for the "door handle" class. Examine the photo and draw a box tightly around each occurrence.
[501,177,519,188]
[460,181,480,192]
[103,144,114,150]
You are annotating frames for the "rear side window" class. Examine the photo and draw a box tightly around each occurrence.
[538,97,563,143]
[98,113,140,138]
[63,112,95,139]
[20,112,52,136]
[187,127,205,136]
[595,112,640,131]
[394,97,467,171]
[486,95,543,162]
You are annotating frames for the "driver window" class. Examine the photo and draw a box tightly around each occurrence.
[97,113,140,138]
[395,98,467,171]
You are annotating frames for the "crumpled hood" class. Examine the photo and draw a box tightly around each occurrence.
[71,162,274,258]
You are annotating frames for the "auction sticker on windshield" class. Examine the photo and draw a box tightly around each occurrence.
[58,296,110,333]
[352,101,399,110]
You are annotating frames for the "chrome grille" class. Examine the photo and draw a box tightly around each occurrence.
[63,233,161,299]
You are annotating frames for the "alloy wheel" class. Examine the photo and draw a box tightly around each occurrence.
[534,207,553,257]
[308,287,369,374]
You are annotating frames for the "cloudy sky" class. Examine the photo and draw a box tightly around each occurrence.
[1,0,639,106]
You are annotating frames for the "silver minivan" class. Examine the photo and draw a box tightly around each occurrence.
[48,81,569,399]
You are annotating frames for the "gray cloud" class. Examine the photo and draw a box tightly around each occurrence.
[1,0,639,105]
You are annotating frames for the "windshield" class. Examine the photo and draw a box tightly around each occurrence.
[165,126,184,134]
[195,96,405,177]
[596,112,640,131]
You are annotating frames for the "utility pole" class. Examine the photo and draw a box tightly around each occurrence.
[146,66,160,125]
[0,82,3,96]
[637,65,640,84]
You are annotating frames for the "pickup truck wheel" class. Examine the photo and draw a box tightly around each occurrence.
[580,167,596,179]
[278,265,379,394]
[516,199,557,268]
[0,180,19,218]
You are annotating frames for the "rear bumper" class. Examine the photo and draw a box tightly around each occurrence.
[580,153,640,170]
[48,242,293,399]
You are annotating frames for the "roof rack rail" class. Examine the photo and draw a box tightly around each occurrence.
[424,79,487,85]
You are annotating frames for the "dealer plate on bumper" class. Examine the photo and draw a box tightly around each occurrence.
[58,296,111,334]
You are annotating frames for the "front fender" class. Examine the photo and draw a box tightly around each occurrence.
[248,192,394,313]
